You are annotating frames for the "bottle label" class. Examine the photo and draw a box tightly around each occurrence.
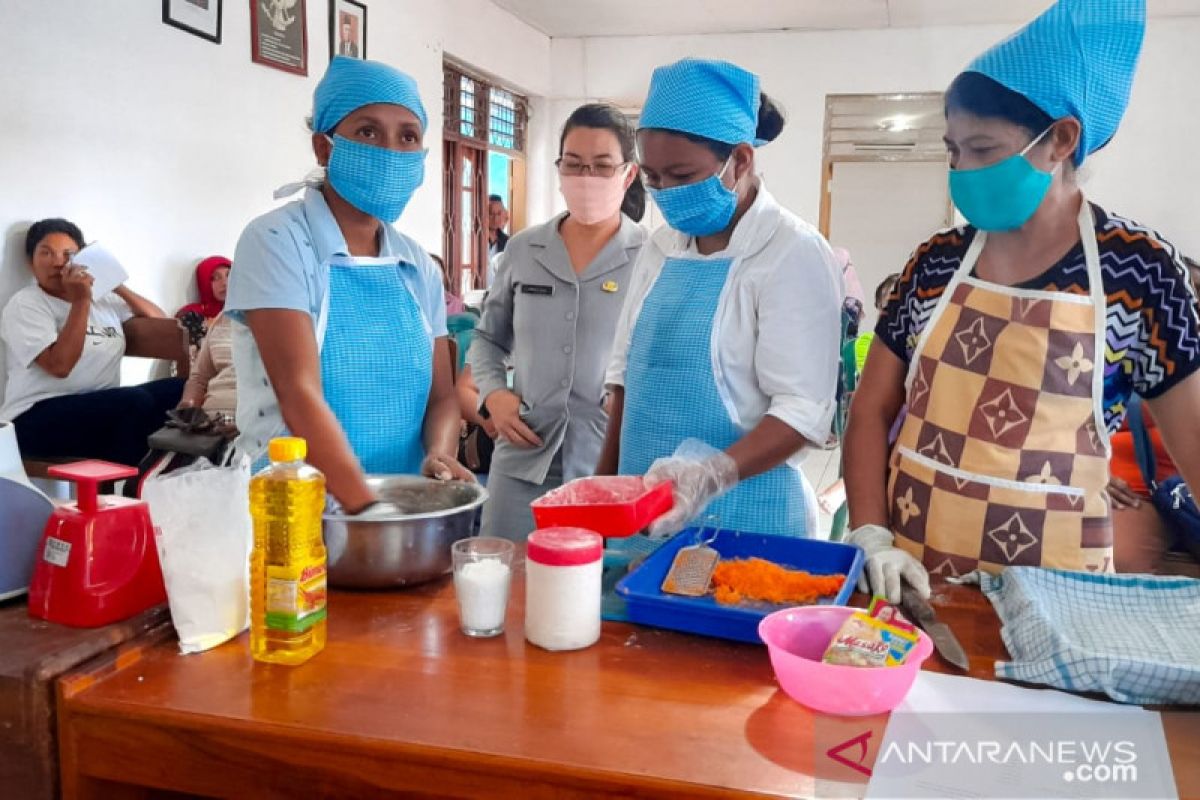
[265,562,327,632]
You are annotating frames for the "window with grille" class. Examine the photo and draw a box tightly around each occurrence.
[442,62,529,293]
[442,62,528,153]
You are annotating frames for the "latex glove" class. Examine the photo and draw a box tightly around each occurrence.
[845,524,930,605]
[644,439,739,539]
[421,452,476,483]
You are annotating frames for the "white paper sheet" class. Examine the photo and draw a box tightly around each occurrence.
[895,671,1146,715]
[864,672,1178,800]
[71,242,128,299]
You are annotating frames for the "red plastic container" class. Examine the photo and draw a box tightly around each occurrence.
[530,476,674,538]
[27,461,166,628]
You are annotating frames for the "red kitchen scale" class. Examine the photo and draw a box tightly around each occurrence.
[27,461,166,627]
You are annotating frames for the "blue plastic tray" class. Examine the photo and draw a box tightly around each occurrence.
[615,529,864,644]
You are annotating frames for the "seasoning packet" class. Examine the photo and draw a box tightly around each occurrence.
[822,598,919,668]
[867,596,916,630]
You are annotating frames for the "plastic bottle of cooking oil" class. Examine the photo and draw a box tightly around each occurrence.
[250,436,327,665]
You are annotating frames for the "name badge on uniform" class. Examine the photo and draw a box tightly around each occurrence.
[519,283,554,296]
[602,280,619,293]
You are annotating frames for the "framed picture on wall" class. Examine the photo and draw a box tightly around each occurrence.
[330,0,367,60]
[162,0,222,44]
[250,0,308,76]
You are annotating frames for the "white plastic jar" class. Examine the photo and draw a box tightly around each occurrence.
[524,527,603,651]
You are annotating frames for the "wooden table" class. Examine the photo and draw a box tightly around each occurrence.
[57,573,1200,799]
[0,600,171,800]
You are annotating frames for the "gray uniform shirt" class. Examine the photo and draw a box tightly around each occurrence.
[468,213,646,484]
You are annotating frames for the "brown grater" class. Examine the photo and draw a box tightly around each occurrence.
[660,520,721,597]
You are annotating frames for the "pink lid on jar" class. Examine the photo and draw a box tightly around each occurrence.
[526,527,603,566]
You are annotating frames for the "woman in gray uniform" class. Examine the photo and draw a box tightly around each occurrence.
[469,104,647,541]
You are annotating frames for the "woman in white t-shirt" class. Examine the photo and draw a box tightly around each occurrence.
[0,218,183,466]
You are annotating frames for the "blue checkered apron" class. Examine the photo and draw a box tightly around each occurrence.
[319,254,431,474]
[618,255,807,537]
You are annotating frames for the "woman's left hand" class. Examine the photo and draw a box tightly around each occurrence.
[422,452,476,483]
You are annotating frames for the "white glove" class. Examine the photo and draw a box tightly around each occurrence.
[644,439,739,539]
[845,524,930,605]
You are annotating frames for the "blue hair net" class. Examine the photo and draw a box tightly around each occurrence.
[639,58,763,146]
[966,0,1145,164]
[313,56,427,134]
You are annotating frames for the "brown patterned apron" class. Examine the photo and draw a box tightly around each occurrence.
[887,200,1114,576]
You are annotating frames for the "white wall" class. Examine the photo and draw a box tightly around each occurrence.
[0,0,550,389]
[541,18,1200,257]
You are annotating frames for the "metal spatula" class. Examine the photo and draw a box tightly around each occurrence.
[661,519,721,597]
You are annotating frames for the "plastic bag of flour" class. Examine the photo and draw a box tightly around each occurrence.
[143,457,252,654]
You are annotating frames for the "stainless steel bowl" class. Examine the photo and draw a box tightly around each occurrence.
[322,476,488,589]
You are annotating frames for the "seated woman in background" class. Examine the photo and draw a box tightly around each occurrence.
[178,310,236,428]
[0,218,183,466]
[176,256,231,357]
[129,309,237,496]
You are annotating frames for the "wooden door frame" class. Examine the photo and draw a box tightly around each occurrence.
[508,156,527,235]
[442,137,490,292]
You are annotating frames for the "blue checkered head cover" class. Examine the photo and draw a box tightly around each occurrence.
[639,58,764,146]
[313,56,428,134]
[965,0,1145,164]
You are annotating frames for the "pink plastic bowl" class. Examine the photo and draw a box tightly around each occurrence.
[758,605,933,717]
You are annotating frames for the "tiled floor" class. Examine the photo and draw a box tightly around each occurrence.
[802,446,842,539]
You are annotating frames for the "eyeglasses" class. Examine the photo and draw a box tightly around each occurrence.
[555,159,628,178]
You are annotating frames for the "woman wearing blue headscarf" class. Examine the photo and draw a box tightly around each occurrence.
[597,58,844,542]
[226,57,471,514]
[845,0,1200,602]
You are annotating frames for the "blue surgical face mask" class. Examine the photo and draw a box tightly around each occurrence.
[324,134,426,223]
[648,159,738,237]
[948,126,1060,232]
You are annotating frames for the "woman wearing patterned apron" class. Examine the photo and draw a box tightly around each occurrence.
[845,0,1200,602]
[597,59,843,542]
[226,57,471,515]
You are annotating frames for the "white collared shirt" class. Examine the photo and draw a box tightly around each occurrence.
[605,182,843,461]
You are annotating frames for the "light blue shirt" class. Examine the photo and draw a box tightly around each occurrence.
[226,187,448,458]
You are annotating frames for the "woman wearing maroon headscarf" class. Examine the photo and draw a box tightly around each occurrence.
[176,256,231,354]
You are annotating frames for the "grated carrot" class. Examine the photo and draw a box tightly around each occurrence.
[711,557,844,606]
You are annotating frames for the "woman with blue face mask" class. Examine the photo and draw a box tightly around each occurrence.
[226,57,472,515]
[844,0,1200,602]
[597,59,844,544]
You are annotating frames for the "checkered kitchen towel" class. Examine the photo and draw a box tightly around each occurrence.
[978,568,1200,705]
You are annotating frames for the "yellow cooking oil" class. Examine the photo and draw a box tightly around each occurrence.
[250,436,327,665]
